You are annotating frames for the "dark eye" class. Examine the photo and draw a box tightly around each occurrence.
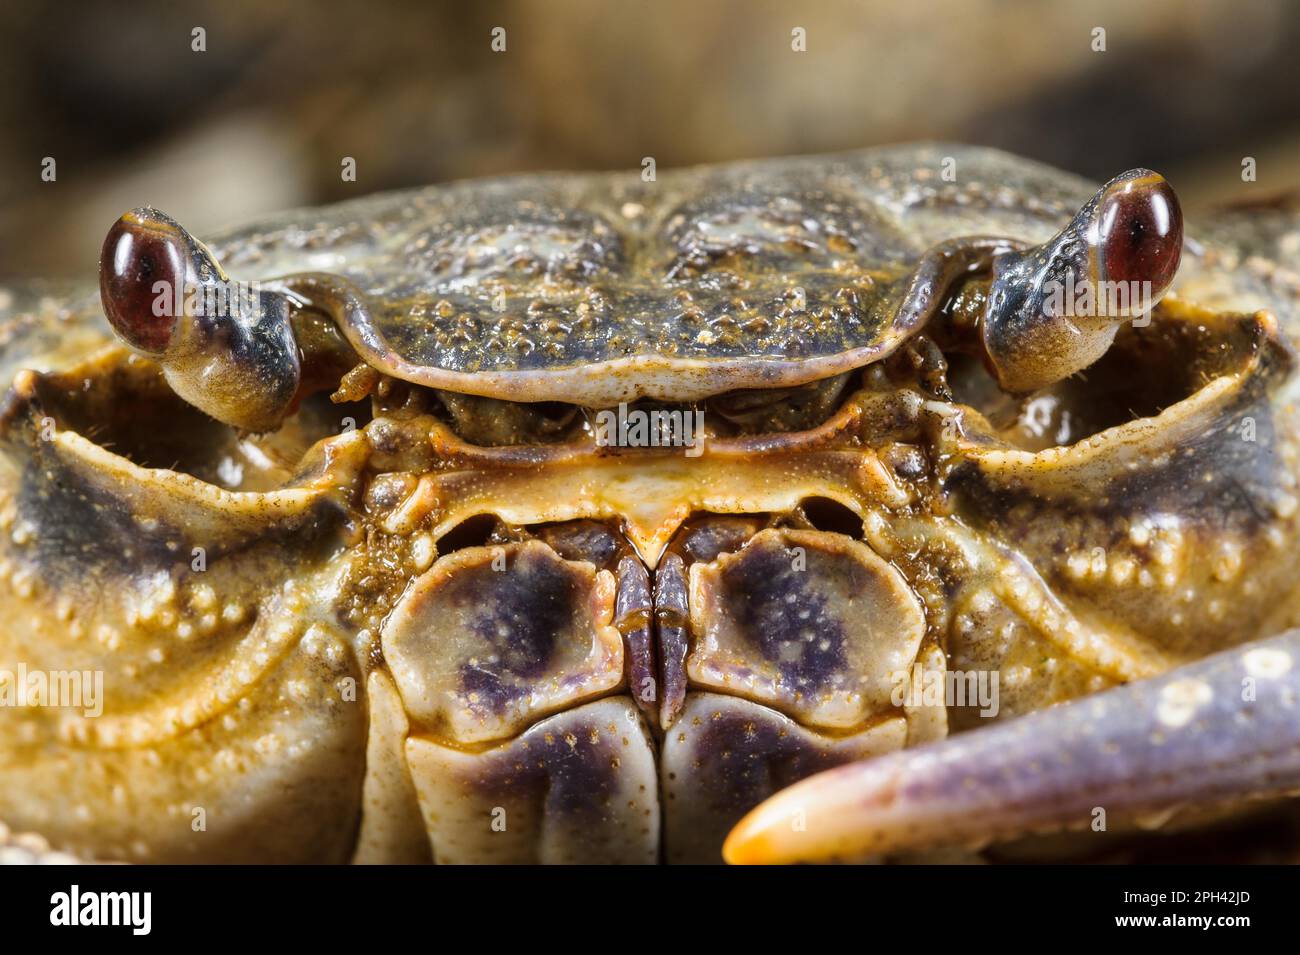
[100,211,186,354]
[1096,173,1182,293]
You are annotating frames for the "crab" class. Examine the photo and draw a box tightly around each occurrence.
[1,144,1299,865]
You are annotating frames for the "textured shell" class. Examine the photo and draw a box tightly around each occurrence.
[3,144,1296,402]
[205,144,1098,402]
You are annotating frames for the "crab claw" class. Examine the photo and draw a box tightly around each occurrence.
[100,208,301,432]
[980,169,1182,393]
[723,629,1300,864]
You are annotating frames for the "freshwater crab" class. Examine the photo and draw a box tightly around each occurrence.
[1,144,1299,864]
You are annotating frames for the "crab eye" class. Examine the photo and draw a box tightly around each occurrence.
[978,168,1185,394]
[99,208,309,433]
[1096,172,1182,294]
[100,210,186,354]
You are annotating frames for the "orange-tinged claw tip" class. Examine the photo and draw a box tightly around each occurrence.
[723,764,881,865]
[722,806,779,865]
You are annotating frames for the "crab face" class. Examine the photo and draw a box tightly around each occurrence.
[2,145,1299,864]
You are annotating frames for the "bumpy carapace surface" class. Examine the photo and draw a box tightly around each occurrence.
[1,144,1299,864]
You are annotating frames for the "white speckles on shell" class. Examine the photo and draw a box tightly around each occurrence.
[1156,678,1213,729]
[1108,555,1136,586]
[1002,664,1033,688]
[54,595,74,622]
[1065,551,1090,579]
[95,624,121,651]
[12,568,36,599]
[214,748,241,773]
[152,574,177,605]
[1211,540,1244,581]
[411,533,435,572]
[191,583,217,611]
[301,623,346,666]
[1243,646,1293,680]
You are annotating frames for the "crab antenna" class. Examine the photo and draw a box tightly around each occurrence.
[100,208,302,432]
[723,629,1300,864]
[979,169,1182,393]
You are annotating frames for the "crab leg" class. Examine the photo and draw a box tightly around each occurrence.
[724,630,1300,864]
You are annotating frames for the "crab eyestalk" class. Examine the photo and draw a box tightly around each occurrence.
[979,169,1182,393]
[100,208,302,432]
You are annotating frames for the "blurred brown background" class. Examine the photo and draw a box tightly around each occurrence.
[1,0,1297,280]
